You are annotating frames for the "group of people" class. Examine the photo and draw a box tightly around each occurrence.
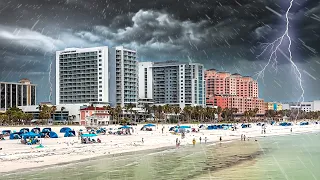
[198,137,208,144]
[240,134,247,141]
[261,126,266,134]
[21,137,40,145]
[81,137,101,144]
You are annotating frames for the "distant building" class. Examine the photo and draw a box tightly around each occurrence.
[56,46,138,107]
[210,96,265,115]
[138,61,205,109]
[0,79,36,111]
[80,106,110,126]
[266,102,283,111]
[282,100,320,112]
[56,47,110,105]
[110,46,138,107]
[18,102,110,124]
[205,70,258,99]
[282,103,290,110]
[205,69,265,115]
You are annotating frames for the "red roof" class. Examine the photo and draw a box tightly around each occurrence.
[80,107,107,111]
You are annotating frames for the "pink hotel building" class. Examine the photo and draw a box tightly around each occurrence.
[205,69,266,115]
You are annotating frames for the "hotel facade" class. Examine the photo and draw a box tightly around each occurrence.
[266,102,283,111]
[56,46,138,107]
[0,79,36,111]
[205,69,265,115]
[138,61,205,109]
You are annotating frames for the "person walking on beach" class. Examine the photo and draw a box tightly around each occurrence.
[176,138,179,147]
[199,137,202,144]
[162,127,164,134]
[205,137,208,144]
[241,134,243,141]
[290,128,292,133]
[243,135,246,141]
[219,136,222,142]
[192,138,196,146]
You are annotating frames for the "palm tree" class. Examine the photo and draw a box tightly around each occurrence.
[114,105,122,124]
[252,108,259,122]
[124,104,131,119]
[39,105,51,125]
[221,108,233,122]
[265,110,276,121]
[0,113,8,125]
[50,106,57,124]
[151,105,157,122]
[216,106,222,122]
[193,106,202,123]
[109,107,115,124]
[125,103,135,121]
[183,106,192,123]
[173,106,181,123]
[60,106,66,124]
[143,103,151,121]
[163,104,171,123]
[156,105,163,124]
[133,110,139,123]
[231,108,238,121]
[243,110,251,122]
[6,107,25,125]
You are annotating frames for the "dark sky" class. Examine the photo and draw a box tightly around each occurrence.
[0,0,320,103]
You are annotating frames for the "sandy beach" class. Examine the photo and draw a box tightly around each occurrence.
[0,122,319,173]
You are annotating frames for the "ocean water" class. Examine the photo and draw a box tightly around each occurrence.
[2,133,320,180]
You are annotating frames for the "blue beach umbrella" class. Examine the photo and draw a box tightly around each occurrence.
[81,133,97,137]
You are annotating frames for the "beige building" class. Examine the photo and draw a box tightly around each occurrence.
[0,79,36,111]
[266,102,282,111]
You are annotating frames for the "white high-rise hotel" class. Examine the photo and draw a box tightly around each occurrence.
[138,61,206,109]
[56,46,138,107]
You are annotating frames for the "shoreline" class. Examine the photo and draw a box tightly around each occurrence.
[0,123,319,174]
[1,145,177,176]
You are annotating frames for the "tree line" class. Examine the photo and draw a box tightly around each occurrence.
[1,104,319,126]
[0,105,74,126]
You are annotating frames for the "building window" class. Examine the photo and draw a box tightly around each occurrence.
[99,64,102,66]
[99,55,102,57]
[99,50,101,53]
[99,90,102,92]
[99,81,102,83]
[99,68,102,70]
[99,77,102,79]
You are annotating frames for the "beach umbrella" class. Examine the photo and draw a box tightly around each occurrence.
[144,124,156,127]
[119,126,131,129]
[81,133,97,137]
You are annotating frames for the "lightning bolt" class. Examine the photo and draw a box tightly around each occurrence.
[255,0,304,119]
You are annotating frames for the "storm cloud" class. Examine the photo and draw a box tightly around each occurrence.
[0,0,320,103]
